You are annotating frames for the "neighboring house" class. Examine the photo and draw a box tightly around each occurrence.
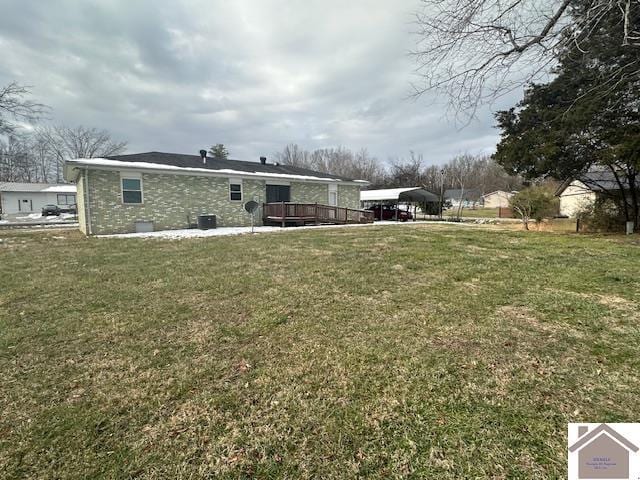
[556,169,631,217]
[63,151,368,235]
[0,182,76,216]
[481,190,514,209]
[569,424,638,479]
[443,189,482,208]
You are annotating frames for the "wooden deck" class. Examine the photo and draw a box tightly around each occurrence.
[263,202,375,226]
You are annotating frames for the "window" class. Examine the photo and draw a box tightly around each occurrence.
[328,185,338,206]
[229,179,242,201]
[122,177,143,204]
[266,184,290,203]
[57,194,76,205]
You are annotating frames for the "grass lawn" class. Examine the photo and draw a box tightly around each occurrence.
[1,224,639,478]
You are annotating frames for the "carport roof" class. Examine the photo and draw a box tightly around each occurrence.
[360,187,439,203]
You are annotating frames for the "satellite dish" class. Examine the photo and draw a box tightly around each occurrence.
[244,200,260,233]
[244,200,259,213]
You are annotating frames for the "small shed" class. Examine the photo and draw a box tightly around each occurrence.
[360,187,440,220]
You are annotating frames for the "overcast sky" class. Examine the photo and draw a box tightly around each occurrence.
[0,0,521,165]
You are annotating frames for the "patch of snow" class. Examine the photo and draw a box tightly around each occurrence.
[13,213,75,221]
[8,212,76,224]
[102,225,284,239]
[16,213,43,220]
[41,185,76,193]
[43,223,78,229]
[99,220,477,240]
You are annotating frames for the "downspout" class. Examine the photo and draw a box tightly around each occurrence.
[83,167,92,235]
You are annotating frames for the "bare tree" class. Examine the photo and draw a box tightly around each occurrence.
[275,144,522,193]
[387,152,425,187]
[447,154,476,218]
[28,134,57,183]
[275,144,385,184]
[274,143,310,167]
[0,83,47,135]
[411,0,640,117]
[41,125,127,159]
[0,136,31,182]
[36,125,127,182]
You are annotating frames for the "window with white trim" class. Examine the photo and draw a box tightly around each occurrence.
[328,184,338,206]
[122,177,143,204]
[229,179,242,201]
[57,194,76,205]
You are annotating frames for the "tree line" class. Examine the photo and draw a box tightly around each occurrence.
[274,143,523,194]
[0,83,127,184]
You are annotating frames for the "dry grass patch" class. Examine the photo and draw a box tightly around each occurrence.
[1,225,640,478]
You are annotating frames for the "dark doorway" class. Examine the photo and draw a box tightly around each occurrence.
[266,185,290,203]
[18,199,33,212]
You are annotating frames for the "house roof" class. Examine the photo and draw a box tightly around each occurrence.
[444,189,481,200]
[64,152,368,184]
[0,182,76,193]
[556,169,631,196]
[360,187,439,203]
[569,424,639,453]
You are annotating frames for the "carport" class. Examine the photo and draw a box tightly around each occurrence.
[360,187,441,221]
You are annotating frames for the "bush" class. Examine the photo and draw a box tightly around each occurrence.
[577,198,627,232]
[509,186,559,230]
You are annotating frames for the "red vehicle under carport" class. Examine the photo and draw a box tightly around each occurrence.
[360,187,441,221]
[366,204,413,221]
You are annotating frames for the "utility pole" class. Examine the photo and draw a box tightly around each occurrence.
[439,169,445,219]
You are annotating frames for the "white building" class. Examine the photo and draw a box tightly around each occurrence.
[481,190,514,209]
[556,170,628,217]
[443,189,482,208]
[0,182,77,215]
[557,180,597,217]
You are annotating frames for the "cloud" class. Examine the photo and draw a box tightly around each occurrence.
[0,0,521,165]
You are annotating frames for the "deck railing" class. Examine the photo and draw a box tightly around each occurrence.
[263,202,374,226]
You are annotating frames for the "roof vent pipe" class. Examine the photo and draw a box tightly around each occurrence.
[259,156,267,165]
[199,149,207,164]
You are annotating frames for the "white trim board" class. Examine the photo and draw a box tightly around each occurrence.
[65,159,368,186]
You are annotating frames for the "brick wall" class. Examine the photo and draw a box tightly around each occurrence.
[82,169,363,235]
[338,184,360,208]
[290,182,329,204]
[290,182,361,208]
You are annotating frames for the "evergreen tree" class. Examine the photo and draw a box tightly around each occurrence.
[494,1,640,226]
[209,144,229,160]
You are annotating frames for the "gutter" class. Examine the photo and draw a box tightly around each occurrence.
[66,160,369,186]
